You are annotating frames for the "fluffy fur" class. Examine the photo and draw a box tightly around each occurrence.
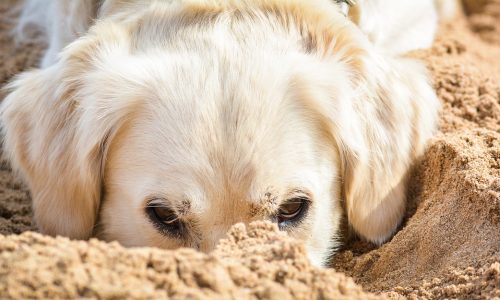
[1,0,444,266]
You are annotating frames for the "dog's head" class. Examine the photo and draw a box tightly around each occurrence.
[1,1,438,266]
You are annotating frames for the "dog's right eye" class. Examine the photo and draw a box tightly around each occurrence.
[275,197,310,229]
[145,204,183,237]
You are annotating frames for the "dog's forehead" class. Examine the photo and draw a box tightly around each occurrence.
[99,14,337,212]
[112,51,325,208]
[141,61,319,194]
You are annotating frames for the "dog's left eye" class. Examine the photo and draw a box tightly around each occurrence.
[151,206,179,224]
[145,204,183,237]
[276,198,309,227]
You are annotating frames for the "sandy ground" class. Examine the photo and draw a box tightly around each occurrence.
[0,1,499,299]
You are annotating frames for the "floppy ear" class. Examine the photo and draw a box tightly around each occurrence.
[297,51,439,244]
[0,65,103,239]
[338,55,440,243]
[0,26,135,239]
[281,0,440,243]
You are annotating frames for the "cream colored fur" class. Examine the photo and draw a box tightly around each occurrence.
[1,0,443,266]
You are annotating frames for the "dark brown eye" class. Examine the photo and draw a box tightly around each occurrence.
[277,198,309,226]
[151,206,179,224]
[145,201,183,237]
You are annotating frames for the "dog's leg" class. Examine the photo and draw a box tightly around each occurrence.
[16,0,97,68]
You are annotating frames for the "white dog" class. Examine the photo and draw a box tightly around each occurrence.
[1,0,450,266]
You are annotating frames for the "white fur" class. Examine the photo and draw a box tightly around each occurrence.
[2,0,444,266]
[350,0,438,54]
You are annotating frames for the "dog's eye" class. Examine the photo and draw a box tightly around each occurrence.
[151,206,179,224]
[145,203,183,237]
[276,198,309,227]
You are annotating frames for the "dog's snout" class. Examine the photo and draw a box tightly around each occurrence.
[198,228,228,253]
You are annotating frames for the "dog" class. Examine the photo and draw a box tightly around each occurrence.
[1,0,449,266]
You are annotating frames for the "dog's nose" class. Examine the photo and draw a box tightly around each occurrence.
[198,227,228,253]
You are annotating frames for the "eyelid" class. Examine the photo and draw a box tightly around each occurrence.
[146,198,170,208]
[284,198,309,204]
[286,189,312,202]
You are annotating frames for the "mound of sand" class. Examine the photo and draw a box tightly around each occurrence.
[0,222,379,299]
[0,1,498,299]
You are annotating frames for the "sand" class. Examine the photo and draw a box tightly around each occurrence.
[0,1,498,299]
[1,223,381,299]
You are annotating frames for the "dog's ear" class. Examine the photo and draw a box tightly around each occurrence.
[297,52,439,244]
[0,26,135,239]
[282,1,440,243]
[1,66,100,239]
[338,56,440,243]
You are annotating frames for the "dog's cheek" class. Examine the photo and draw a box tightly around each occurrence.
[96,195,140,245]
[300,165,343,267]
[301,203,338,267]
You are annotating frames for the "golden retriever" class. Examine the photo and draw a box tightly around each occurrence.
[1,0,451,266]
